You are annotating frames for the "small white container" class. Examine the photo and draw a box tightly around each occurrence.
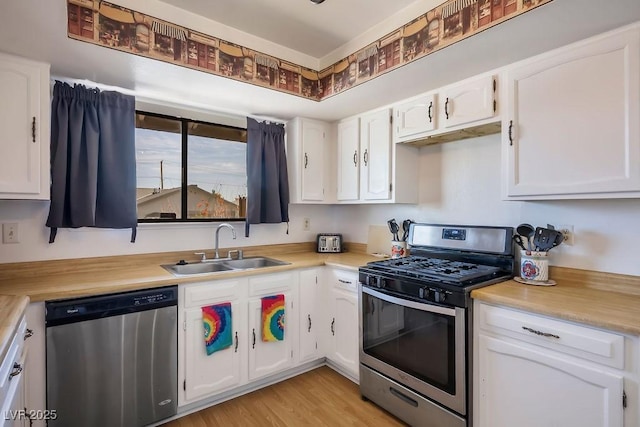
[520,250,549,282]
[391,241,407,259]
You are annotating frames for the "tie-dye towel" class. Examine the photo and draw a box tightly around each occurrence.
[261,294,285,342]
[202,302,232,355]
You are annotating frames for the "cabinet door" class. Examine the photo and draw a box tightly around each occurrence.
[0,57,44,197]
[298,269,321,363]
[393,93,437,141]
[300,120,326,201]
[337,118,360,201]
[328,288,359,379]
[360,109,391,200]
[477,334,624,427]
[504,28,640,198]
[441,75,496,128]
[248,294,294,381]
[2,353,27,427]
[183,302,245,402]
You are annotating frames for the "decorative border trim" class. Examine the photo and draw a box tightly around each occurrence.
[66,0,552,101]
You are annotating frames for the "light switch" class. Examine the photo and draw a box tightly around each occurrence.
[2,223,19,244]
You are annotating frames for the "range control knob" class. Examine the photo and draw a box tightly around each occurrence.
[376,277,385,289]
[434,291,447,303]
[419,287,429,299]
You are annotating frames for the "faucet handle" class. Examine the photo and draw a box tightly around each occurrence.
[194,252,207,262]
[227,249,243,260]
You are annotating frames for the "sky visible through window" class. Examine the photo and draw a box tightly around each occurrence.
[135,128,247,203]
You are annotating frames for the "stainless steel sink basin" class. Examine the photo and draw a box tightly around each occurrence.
[162,261,232,276]
[223,257,290,270]
[161,256,289,276]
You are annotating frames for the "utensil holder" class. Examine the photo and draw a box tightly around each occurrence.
[520,250,549,282]
[391,241,407,259]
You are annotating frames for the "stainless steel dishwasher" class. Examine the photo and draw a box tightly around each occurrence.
[45,286,178,427]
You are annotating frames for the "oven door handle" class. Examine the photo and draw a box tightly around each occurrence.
[361,286,456,317]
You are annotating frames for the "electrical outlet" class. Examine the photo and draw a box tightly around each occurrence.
[557,224,574,246]
[303,218,311,231]
[2,223,19,244]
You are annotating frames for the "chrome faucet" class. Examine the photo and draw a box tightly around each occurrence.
[215,223,237,259]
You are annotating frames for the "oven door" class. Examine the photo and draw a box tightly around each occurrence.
[359,284,466,415]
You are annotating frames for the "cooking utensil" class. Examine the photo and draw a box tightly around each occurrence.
[387,219,400,241]
[532,227,564,251]
[401,219,412,241]
[516,223,535,250]
[512,234,527,251]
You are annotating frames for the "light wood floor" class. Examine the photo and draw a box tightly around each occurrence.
[162,366,407,426]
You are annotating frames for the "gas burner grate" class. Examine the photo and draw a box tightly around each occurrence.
[368,256,501,285]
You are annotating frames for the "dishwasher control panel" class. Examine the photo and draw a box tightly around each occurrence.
[46,285,178,326]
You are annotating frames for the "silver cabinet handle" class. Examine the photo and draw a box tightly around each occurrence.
[9,363,22,380]
[522,326,560,339]
[24,328,34,340]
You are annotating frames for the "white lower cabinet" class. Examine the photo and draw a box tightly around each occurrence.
[247,292,294,381]
[298,268,322,364]
[474,302,637,427]
[183,301,246,402]
[180,272,297,405]
[326,269,359,380]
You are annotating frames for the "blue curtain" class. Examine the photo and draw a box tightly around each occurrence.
[245,118,289,236]
[46,82,137,242]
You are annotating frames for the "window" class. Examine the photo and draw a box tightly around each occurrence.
[135,111,247,222]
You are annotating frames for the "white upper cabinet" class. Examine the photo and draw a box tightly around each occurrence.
[503,25,640,199]
[394,93,437,141]
[441,75,496,129]
[336,110,418,204]
[287,117,332,203]
[393,74,499,145]
[336,118,360,201]
[360,109,392,201]
[0,53,50,200]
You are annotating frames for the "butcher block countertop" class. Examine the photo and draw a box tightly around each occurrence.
[0,243,379,302]
[471,266,640,335]
[0,296,29,363]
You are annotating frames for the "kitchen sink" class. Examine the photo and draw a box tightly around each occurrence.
[162,261,233,276]
[161,256,290,276]
[223,257,290,270]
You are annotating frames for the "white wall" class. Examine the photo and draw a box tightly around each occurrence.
[334,134,640,277]
[0,203,335,263]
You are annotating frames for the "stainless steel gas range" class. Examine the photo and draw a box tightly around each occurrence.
[358,223,514,427]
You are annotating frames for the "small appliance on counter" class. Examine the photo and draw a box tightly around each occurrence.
[316,233,343,253]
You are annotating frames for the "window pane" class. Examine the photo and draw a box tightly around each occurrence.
[187,122,247,219]
[135,114,182,220]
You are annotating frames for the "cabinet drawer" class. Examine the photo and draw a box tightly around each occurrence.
[478,304,624,369]
[0,316,26,405]
[248,272,294,297]
[183,278,244,308]
[331,269,358,293]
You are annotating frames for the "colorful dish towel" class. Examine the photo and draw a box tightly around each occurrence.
[202,302,232,355]
[261,294,285,342]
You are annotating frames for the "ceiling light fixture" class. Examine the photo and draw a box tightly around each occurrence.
[310,0,325,4]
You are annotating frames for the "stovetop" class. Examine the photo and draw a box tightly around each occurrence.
[365,256,502,285]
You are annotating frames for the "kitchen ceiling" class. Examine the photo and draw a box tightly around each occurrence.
[159,0,420,58]
[0,0,639,122]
